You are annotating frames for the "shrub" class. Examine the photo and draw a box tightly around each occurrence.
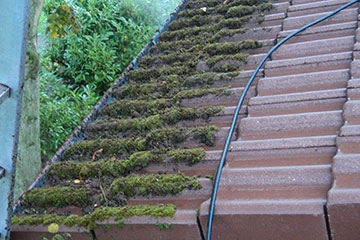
[39,0,181,158]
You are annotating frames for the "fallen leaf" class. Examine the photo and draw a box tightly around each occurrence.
[92,148,103,160]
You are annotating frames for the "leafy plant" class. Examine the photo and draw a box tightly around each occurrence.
[39,0,181,159]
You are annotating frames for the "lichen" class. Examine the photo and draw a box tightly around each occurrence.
[109,173,200,197]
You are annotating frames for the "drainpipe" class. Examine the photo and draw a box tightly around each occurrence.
[0,1,30,239]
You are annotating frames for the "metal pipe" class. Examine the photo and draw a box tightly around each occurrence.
[206,0,360,239]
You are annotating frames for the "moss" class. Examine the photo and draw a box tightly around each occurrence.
[162,106,224,124]
[179,0,269,18]
[225,5,255,18]
[184,72,240,86]
[48,151,163,180]
[140,53,196,68]
[213,62,240,72]
[159,25,218,42]
[166,148,205,166]
[192,125,218,146]
[127,68,161,82]
[48,148,206,180]
[109,173,200,197]
[219,15,256,29]
[178,8,211,18]
[206,53,248,67]
[151,40,197,53]
[173,87,230,101]
[128,66,194,82]
[168,15,223,31]
[99,99,171,118]
[86,115,164,137]
[64,137,144,160]
[184,72,217,86]
[205,175,213,180]
[23,187,91,208]
[88,106,223,138]
[184,0,222,9]
[144,126,219,149]
[112,78,182,100]
[260,2,273,11]
[12,204,176,230]
[65,126,218,159]
[210,28,249,42]
[204,40,262,56]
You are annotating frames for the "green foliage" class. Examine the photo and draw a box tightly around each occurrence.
[39,71,99,157]
[42,0,181,93]
[39,0,181,158]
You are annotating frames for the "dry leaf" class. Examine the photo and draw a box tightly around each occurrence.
[92,148,103,160]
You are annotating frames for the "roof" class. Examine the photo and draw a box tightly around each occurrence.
[11,0,360,239]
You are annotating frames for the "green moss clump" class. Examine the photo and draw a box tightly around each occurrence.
[184,0,222,9]
[12,204,176,230]
[219,15,256,29]
[23,187,91,208]
[173,87,230,101]
[140,53,196,68]
[110,173,200,197]
[159,25,218,42]
[112,81,180,100]
[210,28,250,42]
[260,2,273,11]
[193,125,218,146]
[64,137,144,160]
[215,63,238,72]
[168,15,222,31]
[86,115,164,137]
[226,5,255,18]
[162,106,224,124]
[65,126,218,159]
[204,40,262,56]
[206,53,248,67]
[48,151,164,180]
[87,106,223,137]
[48,148,206,180]
[127,68,161,82]
[99,99,171,118]
[151,40,196,53]
[167,148,205,166]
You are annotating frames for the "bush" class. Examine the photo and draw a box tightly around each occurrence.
[39,0,181,158]
[39,69,99,157]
